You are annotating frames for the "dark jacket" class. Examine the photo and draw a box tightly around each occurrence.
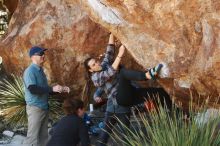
[47,115,90,146]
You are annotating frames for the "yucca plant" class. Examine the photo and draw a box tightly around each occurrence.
[111,98,220,146]
[0,74,63,129]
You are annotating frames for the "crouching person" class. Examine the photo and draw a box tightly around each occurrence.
[47,98,90,146]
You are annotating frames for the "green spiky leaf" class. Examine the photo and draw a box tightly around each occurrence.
[0,74,63,128]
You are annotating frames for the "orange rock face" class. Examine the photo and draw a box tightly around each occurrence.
[0,0,220,106]
[79,0,220,105]
[0,0,110,98]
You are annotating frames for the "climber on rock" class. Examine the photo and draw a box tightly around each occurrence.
[84,33,165,106]
[84,33,172,146]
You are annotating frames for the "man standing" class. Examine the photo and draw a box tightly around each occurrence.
[23,46,69,146]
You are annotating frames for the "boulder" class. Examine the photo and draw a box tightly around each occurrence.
[2,130,14,138]
[0,0,220,107]
[0,0,110,99]
[78,0,220,107]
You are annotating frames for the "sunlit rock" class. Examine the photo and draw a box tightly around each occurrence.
[0,0,220,107]
[79,0,220,106]
[0,0,110,98]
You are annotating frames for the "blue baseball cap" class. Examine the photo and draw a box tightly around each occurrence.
[29,46,47,57]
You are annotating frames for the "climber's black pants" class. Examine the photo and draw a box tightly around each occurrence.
[116,67,172,108]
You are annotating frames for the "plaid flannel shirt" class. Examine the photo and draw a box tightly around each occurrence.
[91,44,118,100]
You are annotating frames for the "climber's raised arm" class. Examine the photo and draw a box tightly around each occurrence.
[101,34,116,66]
[112,45,125,70]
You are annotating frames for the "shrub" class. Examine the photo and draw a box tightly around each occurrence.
[111,99,220,146]
[0,74,63,129]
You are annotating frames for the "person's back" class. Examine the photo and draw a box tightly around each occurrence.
[47,98,90,146]
[47,115,89,146]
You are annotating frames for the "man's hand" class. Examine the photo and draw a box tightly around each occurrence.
[52,85,63,93]
[52,85,70,93]
[62,86,70,93]
[94,97,102,103]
